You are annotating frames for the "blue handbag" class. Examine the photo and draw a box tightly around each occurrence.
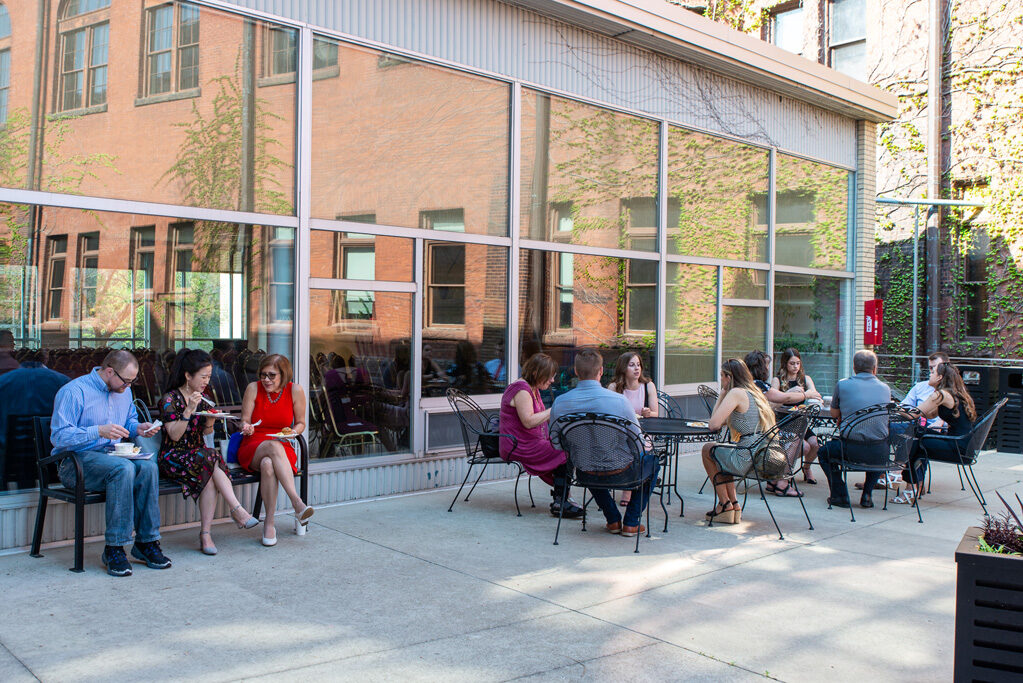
[132,399,163,455]
[226,431,243,464]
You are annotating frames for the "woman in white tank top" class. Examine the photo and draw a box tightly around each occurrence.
[607,352,658,506]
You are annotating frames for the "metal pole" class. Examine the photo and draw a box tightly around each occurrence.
[911,206,919,380]
[925,0,943,351]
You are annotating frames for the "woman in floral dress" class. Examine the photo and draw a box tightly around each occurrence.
[158,349,258,555]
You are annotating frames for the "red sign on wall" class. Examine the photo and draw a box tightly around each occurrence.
[864,299,883,345]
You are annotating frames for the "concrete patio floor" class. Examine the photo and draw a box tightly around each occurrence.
[1,449,1020,682]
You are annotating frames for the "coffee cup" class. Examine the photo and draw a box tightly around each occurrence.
[113,442,134,454]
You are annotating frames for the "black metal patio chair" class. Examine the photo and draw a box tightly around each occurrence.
[707,411,813,540]
[445,388,534,516]
[697,384,718,418]
[826,403,923,523]
[549,411,661,553]
[656,390,684,419]
[919,397,1007,515]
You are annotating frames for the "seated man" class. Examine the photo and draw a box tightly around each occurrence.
[549,348,659,537]
[817,349,892,509]
[902,350,948,430]
[50,350,168,577]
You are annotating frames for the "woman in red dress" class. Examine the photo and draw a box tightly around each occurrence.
[238,354,314,546]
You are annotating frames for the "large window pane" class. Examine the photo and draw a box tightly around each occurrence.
[521,91,659,251]
[774,273,847,394]
[309,231,414,282]
[721,306,766,364]
[722,267,767,300]
[308,289,412,460]
[667,126,769,261]
[311,39,509,236]
[4,2,296,213]
[519,249,655,402]
[665,263,716,385]
[0,202,294,492]
[422,244,508,396]
[775,154,851,269]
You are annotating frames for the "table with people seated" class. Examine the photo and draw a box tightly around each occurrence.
[639,416,716,511]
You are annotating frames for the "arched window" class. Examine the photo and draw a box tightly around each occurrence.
[56,0,109,111]
[0,3,10,121]
[59,0,111,19]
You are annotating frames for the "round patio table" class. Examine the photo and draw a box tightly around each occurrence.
[640,417,717,520]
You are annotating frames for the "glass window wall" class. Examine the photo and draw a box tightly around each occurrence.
[520,91,659,251]
[665,263,716,385]
[774,273,847,394]
[422,243,508,396]
[310,38,509,236]
[0,201,293,491]
[519,249,656,402]
[775,154,851,270]
[3,2,297,213]
[666,125,769,261]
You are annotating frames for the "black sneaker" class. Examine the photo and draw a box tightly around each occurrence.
[101,545,132,577]
[131,540,172,569]
[550,499,584,519]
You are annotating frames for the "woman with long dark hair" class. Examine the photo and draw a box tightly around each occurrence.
[770,348,822,487]
[700,359,775,524]
[907,362,977,501]
[607,351,657,506]
[158,349,258,555]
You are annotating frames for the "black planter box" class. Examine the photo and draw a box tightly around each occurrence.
[955,527,1023,681]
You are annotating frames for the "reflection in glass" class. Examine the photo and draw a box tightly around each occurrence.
[775,154,851,269]
[308,289,412,460]
[667,125,769,261]
[520,90,659,250]
[519,249,655,402]
[4,2,296,212]
[774,273,846,394]
[309,231,414,282]
[721,306,766,364]
[665,263,716,385]
[0,202,294,491]
[722,267,767,300]
[422,244,507,396]
[311,38,509,236]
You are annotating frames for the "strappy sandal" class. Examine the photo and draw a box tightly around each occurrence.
[764,482,779,494]
[773,482,803,498]
[705,502,738,524]
[801,465,818,485]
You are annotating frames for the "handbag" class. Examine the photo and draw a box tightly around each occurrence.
[752,435,789,480]
[132,399,163,455]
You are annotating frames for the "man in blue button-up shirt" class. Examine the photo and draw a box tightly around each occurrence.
[50,350,169,576]
[549,349,659,537]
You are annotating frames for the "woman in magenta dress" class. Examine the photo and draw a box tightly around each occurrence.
[238,354,314,546]
[498,353,582,518]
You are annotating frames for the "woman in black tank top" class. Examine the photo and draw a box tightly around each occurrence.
[913,363,977,499]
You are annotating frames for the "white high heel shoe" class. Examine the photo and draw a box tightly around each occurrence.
[261,524,277,547]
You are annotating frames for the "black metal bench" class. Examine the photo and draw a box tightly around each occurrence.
[29,416,309,572]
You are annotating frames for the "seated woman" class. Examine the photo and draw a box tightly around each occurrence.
[701,359,776,524]
[238,354,314,546]
[606,351,658,507]
[158,349,259,556]
[906,362,977,501]
[770,348,823,488]
[743,350,817,494]
[498,353,582,518]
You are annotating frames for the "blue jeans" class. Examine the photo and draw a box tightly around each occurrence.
[58,450,161,547]
[587,457,659,527]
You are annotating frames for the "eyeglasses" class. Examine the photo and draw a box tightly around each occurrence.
[112,368,138,388]
[259,372,279,380]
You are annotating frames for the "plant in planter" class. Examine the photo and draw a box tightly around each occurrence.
[954,492,1023,680]
[978,492,1023,555]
